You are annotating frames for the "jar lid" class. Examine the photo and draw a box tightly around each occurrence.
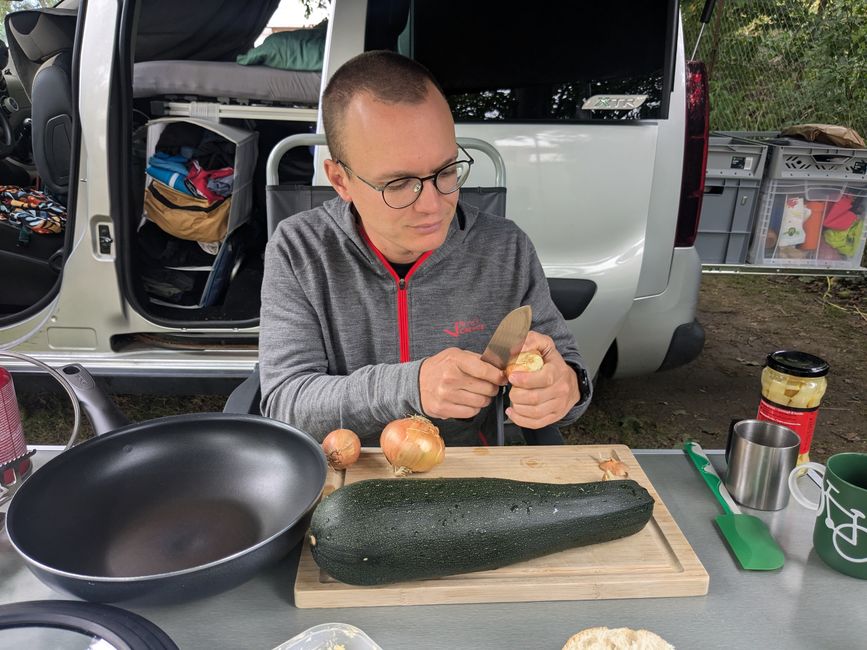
[766,350,829,378]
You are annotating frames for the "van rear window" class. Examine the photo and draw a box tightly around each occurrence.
[365,1,678,122]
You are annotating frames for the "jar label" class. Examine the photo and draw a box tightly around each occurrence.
[757,398,818,454]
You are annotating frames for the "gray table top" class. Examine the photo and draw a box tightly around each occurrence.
[1,448,864,649]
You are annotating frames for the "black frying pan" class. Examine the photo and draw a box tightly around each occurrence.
[4,366,326,604]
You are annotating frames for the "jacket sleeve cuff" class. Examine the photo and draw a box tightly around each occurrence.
[403,359,427,416]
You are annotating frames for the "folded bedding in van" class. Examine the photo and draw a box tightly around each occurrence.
[236,23,326,71]
[133,60,321,105]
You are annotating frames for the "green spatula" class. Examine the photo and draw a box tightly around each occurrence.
[683,441,785,571]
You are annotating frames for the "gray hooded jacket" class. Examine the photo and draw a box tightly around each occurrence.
[259,197,590,442]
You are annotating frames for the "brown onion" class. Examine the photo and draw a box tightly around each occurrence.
[380,415,445,476]
[322,428,361,471]
[505,351,544,376]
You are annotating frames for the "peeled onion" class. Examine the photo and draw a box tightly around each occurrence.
[322,428,361,471]
[505,351,544,376]
[380,415,445,476]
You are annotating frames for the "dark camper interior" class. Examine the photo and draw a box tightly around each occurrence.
[0,0,320,325]
[125,0,321,325]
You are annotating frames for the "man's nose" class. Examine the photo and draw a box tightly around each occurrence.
[412,178,444,213]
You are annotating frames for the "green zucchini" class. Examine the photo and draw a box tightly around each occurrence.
[309,477,654,586]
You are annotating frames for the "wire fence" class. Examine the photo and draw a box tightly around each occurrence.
[682,0,867,138]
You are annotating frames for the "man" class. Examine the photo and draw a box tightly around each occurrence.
[259,51,591,444]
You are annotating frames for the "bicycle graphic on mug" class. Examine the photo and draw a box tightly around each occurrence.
[819,479,867,563]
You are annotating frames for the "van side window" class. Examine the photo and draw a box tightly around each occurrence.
[365,1,678,122]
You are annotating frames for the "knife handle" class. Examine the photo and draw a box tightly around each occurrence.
[495,389,505,446]
[683,441,741,515]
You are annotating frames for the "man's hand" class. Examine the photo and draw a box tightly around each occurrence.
[506,331,580,429]
[420,348,505,419]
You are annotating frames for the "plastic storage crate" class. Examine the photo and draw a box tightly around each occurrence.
[748,138,867,269]
[696,134,769,263]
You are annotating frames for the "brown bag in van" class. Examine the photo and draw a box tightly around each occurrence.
[143,181,231,242]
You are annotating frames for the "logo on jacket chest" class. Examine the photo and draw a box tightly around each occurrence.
[443,317,486,338]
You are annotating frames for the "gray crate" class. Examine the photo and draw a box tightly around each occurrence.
[716,132,867,182]
[706,134,768,180]
[713,130,781,140]
[764,138,867,182]
[697,135,769,263]
[697,177,762,263]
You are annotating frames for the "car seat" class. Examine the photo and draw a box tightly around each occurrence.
[30,50,73,198]
[5,8,77,200]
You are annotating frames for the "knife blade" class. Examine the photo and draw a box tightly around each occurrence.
[480,305,532,446]
[480,305,532,370]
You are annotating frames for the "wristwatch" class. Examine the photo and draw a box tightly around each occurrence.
[573,364,593,408]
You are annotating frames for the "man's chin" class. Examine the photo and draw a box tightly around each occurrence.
[420,228,450,253]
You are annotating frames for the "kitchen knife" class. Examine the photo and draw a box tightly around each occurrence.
[480,305,532,446]
[481,305,532,370]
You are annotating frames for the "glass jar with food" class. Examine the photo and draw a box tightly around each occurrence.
[758,350,829,465]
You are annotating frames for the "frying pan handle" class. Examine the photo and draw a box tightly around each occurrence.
[223,365,261,415]
[60,364,130,435]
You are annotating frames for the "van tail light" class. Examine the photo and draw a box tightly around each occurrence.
[675,60,709,247]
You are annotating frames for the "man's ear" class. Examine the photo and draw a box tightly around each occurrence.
[324,159,353,202]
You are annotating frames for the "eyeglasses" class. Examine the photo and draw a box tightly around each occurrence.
[336,145,475,209]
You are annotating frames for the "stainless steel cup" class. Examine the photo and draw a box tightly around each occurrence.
[725,419,800,510]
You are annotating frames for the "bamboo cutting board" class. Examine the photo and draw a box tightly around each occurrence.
[294,445,708,608]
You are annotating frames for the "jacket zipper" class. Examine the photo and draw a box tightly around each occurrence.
[358,228,432,362]
[389,254,431,362]
[397,277,410,362]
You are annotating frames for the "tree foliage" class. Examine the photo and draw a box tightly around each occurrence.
[683,0,867,137]
[299,0,330,20]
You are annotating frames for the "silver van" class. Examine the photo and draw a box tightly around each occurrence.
[0,0,708,390]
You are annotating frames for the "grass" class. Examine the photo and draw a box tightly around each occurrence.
[18,392,227,446]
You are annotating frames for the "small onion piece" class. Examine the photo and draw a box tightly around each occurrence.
[598,457,629,481]
[322,428,361,471]
[380,415,445,477]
